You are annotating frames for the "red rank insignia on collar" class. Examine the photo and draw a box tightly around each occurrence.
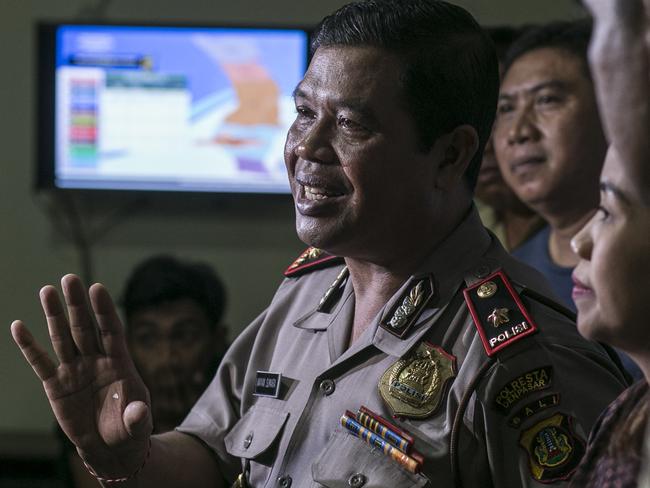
[284,247,343,277]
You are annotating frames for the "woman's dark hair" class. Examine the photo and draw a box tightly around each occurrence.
[121,255,227,327]
[311,0,499,192]
[609,388,649,461]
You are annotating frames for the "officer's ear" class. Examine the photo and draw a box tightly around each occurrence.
[431,125,479,190]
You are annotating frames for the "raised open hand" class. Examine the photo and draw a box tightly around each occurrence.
[582,0,649,26]
[581,0,650,178]
[11,274,152,479]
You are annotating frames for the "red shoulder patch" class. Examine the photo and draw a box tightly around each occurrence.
[284,247,344,277]
[463,270,538,357]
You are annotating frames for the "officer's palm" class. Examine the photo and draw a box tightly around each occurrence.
[11,274,151,477]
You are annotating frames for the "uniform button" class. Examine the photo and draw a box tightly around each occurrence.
[319,379,335,395]
[243,431,253,449]
[475,265,490,279]
[277,475,292,487]
[348,473,367,487]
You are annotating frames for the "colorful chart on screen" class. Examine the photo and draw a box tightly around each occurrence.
[53,25,308,193]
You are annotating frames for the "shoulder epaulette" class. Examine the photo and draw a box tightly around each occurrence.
[284,247,344,278]
[463,269,538,357]
[518,287,577,322]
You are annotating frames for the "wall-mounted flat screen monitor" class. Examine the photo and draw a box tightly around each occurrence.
[37,22,309,194]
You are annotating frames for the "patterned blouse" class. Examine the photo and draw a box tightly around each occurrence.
[570,380,648,487]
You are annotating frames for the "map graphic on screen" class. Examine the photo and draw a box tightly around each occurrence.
[51,25,308,193]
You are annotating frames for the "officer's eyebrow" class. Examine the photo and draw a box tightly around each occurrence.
[292,85,308,100]
[292,86,379,123]
[527,80,569,94]
[499,80,569,100]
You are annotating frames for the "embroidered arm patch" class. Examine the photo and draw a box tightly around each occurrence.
[519,412,585,483]
[508,393,560,428]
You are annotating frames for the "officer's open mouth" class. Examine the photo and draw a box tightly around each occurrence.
[294,174,346,200]
[510,155,546,175]
[302,185,344,200]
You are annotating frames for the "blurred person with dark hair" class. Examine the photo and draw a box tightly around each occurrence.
[567,0,650,486]
[122,255,228,434]
[492,20,641,380]
[476,25,546,251]
[12,2,627,487]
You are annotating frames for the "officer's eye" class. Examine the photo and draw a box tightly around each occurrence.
[295,105,315,119]
[536,93,562,106]
[496,101,514,116]
[337,116,365,131]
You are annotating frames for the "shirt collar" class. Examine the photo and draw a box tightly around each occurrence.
[293,206,497,360]
[370,206,494,358]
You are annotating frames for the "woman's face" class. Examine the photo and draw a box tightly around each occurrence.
[571,147,650,354]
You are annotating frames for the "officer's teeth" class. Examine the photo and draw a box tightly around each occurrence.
[304,186,331,200]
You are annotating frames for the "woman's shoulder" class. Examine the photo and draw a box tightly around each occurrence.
[594,380,648,435]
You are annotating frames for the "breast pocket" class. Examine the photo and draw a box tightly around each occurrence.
[224,403,289,461]
[311,429,429,488]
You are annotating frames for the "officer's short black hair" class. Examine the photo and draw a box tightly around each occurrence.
[122,255,227,329]
[503,20,592,78]
[311,0,499,192]
[485,25,531,63]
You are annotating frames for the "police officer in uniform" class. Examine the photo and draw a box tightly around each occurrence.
[11,1,627,487]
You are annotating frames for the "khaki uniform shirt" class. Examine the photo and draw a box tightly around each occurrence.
[178,209,626,488]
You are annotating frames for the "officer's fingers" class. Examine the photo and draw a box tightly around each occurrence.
[645,0,650,53]
[89,283,130,358]
[582,0,619,19]
[11,320,58,382]
[61,275,102,356]
[580,0,603,15]
[580,0,594,13]
[40,285,78,363]
[123,401,152,441]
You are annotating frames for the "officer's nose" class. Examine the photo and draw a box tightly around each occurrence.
[507,106,540,145]
[294,121,337,164]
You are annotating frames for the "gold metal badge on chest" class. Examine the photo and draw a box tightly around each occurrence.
[379,342,456,419]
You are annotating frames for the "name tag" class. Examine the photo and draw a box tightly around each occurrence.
[253,371,282,398]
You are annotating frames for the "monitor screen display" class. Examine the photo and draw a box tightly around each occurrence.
[39,23,309,194]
